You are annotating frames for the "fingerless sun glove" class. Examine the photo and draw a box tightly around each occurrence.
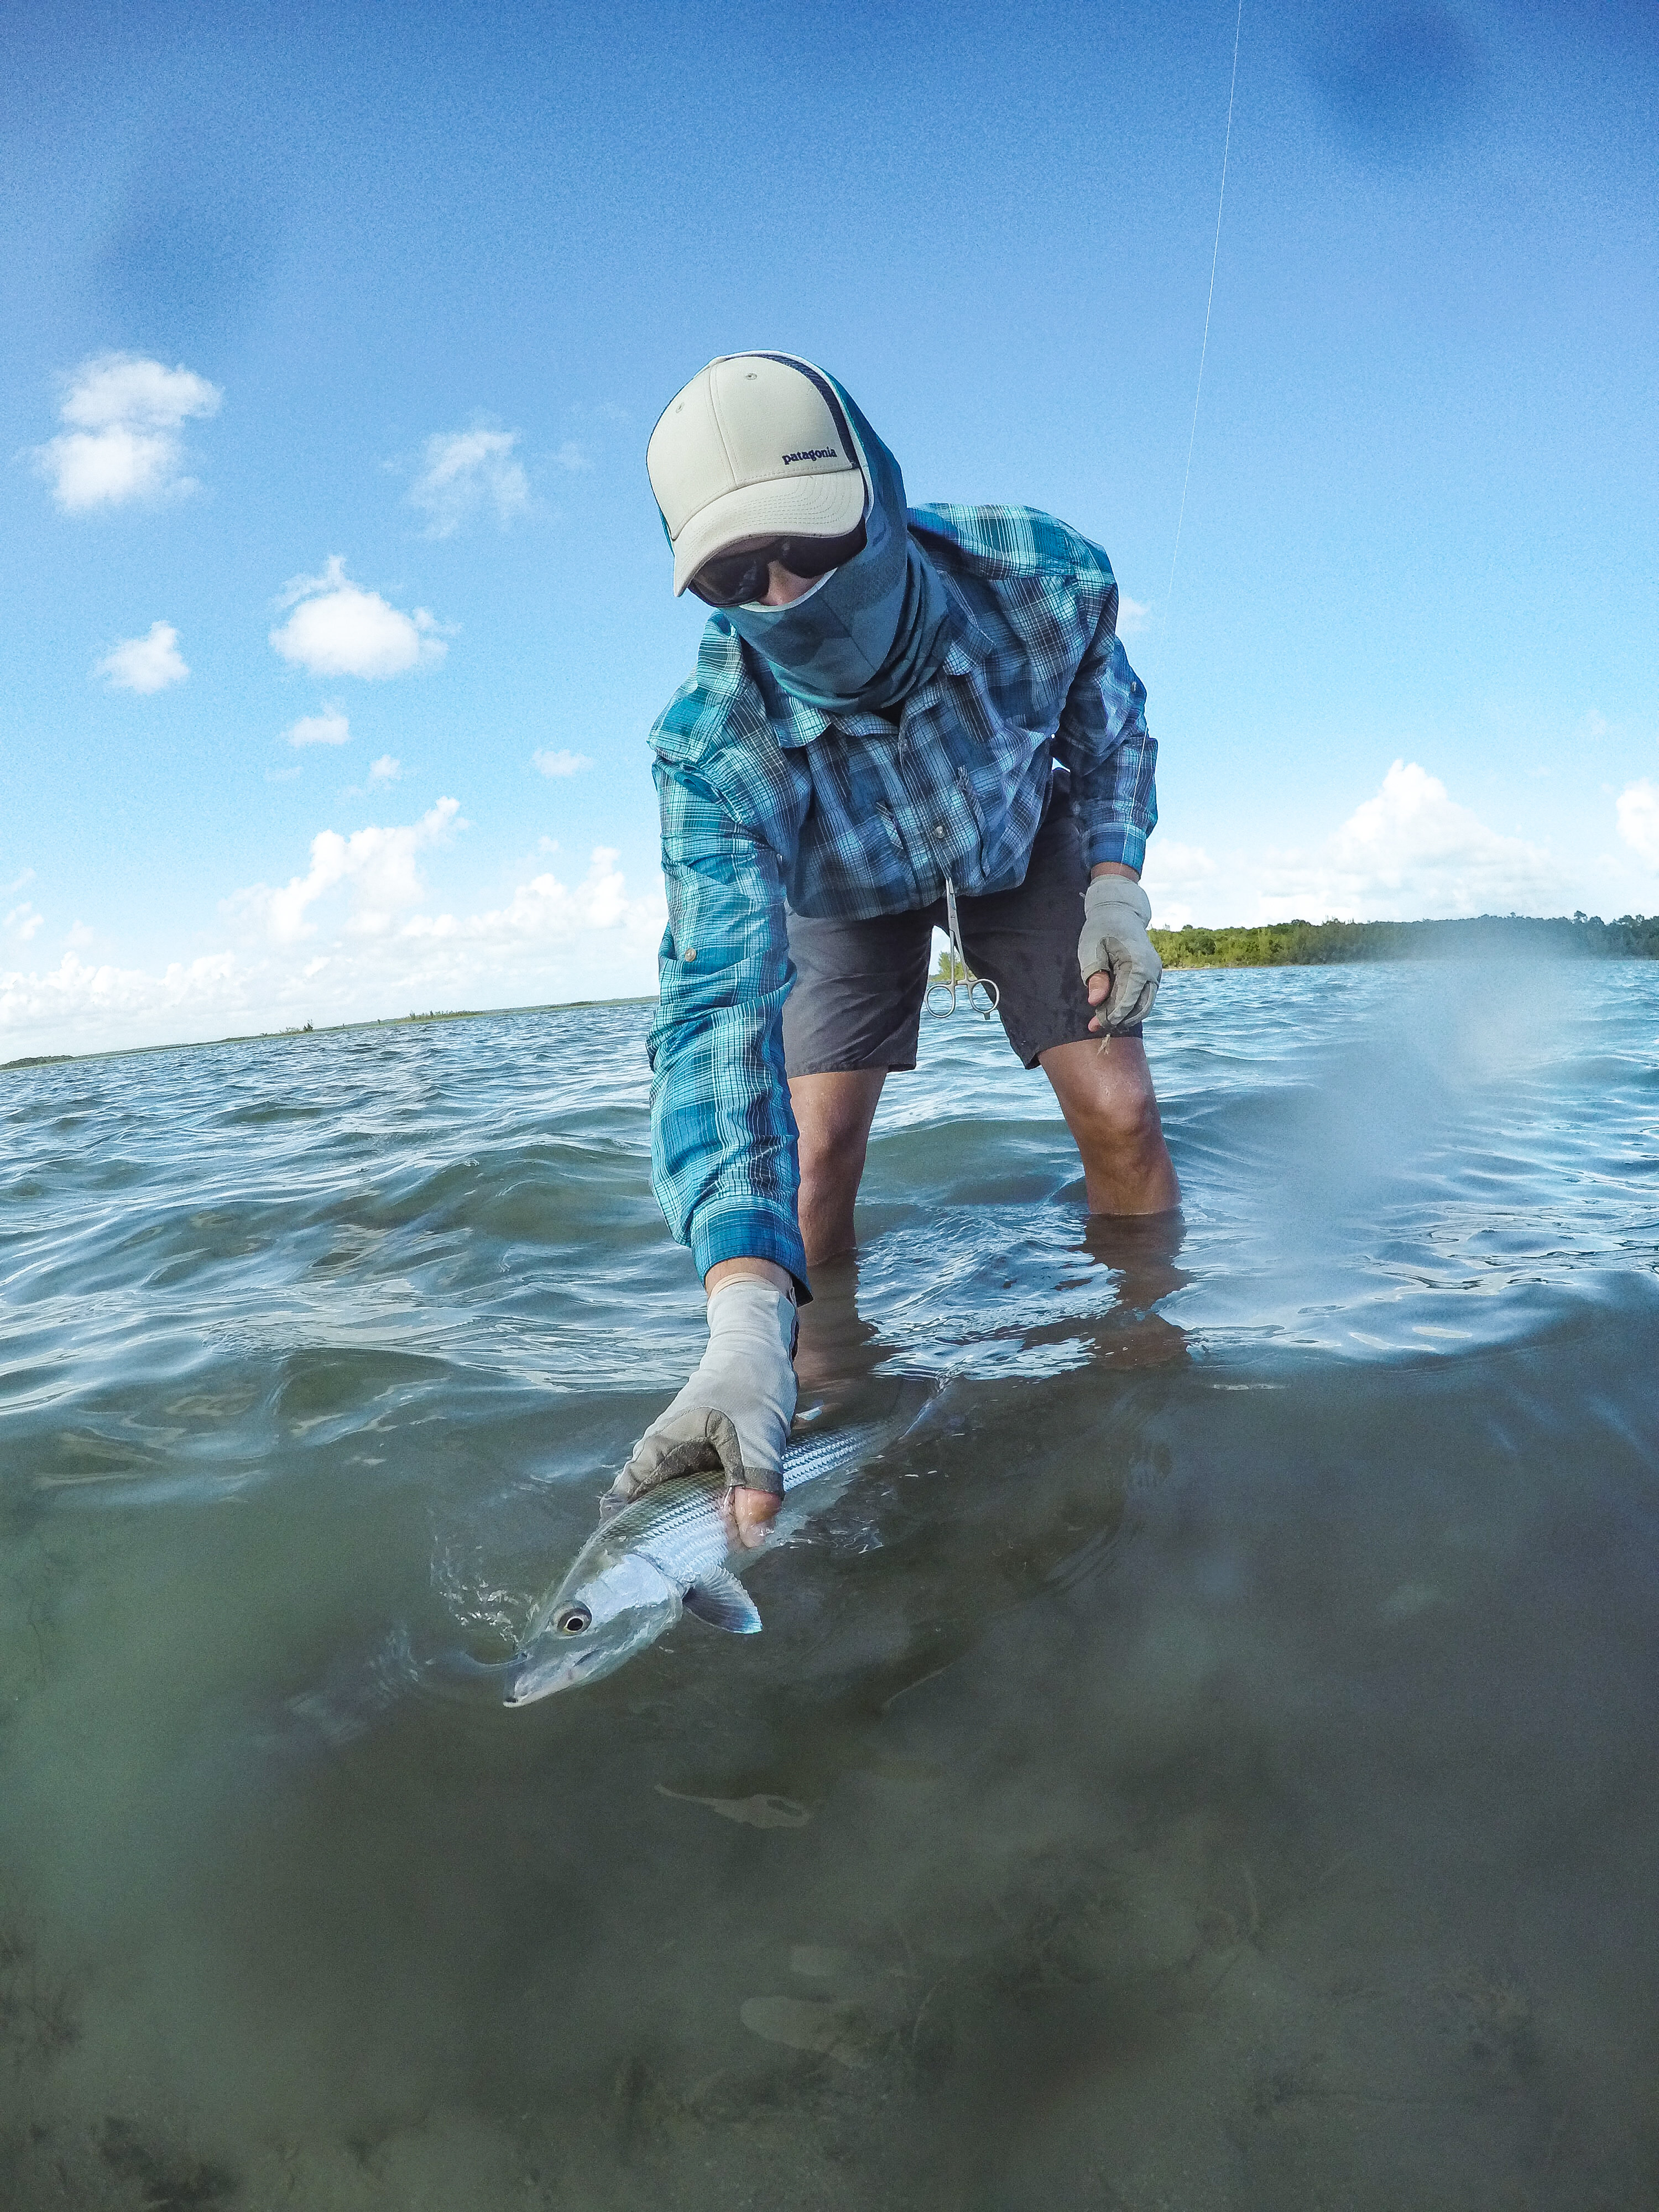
[1078,874,1162,1032]
[609,1277,799,1511]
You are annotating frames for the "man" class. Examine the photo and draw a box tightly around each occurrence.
[609,353,1177,1542]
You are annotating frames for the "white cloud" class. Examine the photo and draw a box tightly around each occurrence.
[4,870,35,897]
[409,427,530,537]
[533,747,592,778]
[31,353,221,511]
[1116,595,1152,638]
[1258,760,1568,921]
[59,356,220,431]
[269,557,447,680]
[229,798,463,944]
[1,948,244,1047]
[552,440,593,473]
[96,620,189,694]
[1140,838,1217,930]
[400,848,633,943]
[342,755,403,799]
[4,902,44,943]
[1,824,664,1057]
[284,706,351,748]
[1616,780,1659,870]
[42,429,179,510]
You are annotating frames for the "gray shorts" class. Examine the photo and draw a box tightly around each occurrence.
[782,804,1135,1075]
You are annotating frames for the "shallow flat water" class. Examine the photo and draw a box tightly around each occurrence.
[3,964,1657,2210]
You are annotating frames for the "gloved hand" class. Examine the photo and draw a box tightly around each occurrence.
[1078,873,1162,1032]
[607,1276,798,1546]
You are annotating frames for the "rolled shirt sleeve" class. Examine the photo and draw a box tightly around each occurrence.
[646,755,810,1297]
[1056,592,1159,876]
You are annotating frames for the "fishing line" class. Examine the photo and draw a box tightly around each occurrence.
[1164,0,1244,629]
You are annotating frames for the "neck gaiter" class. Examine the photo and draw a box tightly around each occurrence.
[723,368,952,718]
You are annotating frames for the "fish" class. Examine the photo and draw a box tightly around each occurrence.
[504,1420,890,1706]
[655,1786,812,1828]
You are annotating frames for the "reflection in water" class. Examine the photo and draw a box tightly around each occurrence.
[1,968,1657,2208]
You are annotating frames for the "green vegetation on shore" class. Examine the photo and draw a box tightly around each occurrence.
[1150,914,1659,968]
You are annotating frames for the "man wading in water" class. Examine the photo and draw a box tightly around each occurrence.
[609,354,1178,1542]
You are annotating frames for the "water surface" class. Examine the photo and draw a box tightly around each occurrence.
[3,964,1657,2209]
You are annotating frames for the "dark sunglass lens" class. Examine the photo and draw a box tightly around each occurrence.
[688,518,866,606]
[777,520,868,578]
[689,551,770,607]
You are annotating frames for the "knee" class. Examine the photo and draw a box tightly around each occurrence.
[797,1115,869,1197]
[789,1072,886,1220]
[1074,1080,1164,1159]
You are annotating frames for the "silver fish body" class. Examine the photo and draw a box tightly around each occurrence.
[504,1423,881,1706]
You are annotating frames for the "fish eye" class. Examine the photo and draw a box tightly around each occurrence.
[556,1606,592,1635]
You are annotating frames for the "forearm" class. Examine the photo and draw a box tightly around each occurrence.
[705,1256,794,1296]
[650,764,809,1297]
[1073,719,1157,872]
[1058,624,1159,875]
[650,987,809,1293]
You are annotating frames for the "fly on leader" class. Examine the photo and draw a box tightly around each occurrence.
[505,1420,899,1705]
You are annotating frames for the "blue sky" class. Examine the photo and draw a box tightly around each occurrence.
[3,0,1656,1053]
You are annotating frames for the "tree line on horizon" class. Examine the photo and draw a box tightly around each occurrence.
[1146,912,1659,968]
[928,911,1658,984]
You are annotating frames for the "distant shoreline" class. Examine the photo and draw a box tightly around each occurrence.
[7,912,1657,1073]
[0,995,655,1074]
[1150,912,1659,969]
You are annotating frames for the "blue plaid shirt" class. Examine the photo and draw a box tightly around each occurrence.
[647,503,1159,1292]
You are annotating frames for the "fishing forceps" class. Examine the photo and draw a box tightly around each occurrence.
[925,875,1000,1020]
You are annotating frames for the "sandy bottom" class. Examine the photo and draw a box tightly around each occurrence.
[4,1323,1656,2212]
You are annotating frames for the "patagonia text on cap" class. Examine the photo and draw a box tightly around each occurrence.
[647,353,868,596]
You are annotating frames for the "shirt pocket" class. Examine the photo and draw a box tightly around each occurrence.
[795,751,913,914]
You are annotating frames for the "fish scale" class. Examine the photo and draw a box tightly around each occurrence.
[507,1422,889,1703]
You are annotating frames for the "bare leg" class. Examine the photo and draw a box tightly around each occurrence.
[789,1068,888,1266]
[1039,1036,1180,1215]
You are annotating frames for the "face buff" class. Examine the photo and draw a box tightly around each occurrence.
[722,370,952,719]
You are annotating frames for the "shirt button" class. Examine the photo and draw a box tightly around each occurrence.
[933,824,946,839]
[684,948,697,962]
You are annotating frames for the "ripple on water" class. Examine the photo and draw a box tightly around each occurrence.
[0,968,1657,2208]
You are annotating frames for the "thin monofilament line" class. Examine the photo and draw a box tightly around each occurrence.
[1164,0,1244,628]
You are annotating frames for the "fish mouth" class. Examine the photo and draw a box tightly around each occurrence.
[503,1642,600,1707]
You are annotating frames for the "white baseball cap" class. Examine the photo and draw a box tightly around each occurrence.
[647,353,869,597]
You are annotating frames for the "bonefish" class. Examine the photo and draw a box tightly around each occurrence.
[505,1422,888,1706]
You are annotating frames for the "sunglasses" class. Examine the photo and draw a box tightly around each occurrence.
[687,520,868,609]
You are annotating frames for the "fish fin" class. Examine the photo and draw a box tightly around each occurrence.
[683,1569,763,1635]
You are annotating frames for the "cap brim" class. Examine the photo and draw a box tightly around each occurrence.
[671,467,867,596]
